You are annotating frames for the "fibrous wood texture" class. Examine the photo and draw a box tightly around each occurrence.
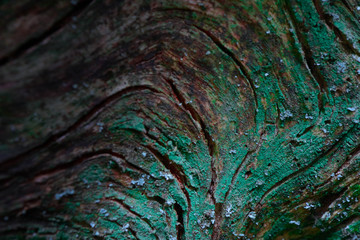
[0,0,360,239]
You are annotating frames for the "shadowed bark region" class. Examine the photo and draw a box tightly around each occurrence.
[0,0,360,239]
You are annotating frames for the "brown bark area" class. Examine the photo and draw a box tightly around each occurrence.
[0,0,360,239]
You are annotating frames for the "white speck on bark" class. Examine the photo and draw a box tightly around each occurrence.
[289,220,300,225]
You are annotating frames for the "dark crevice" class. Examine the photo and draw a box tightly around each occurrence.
[144,125,163,143]
[334,142,360,175]
[283,9,308,66]
[314,212,359,239]
[207,158,217,205]
[275,103,280,135]
[0,85,160,172]
[146,195,166,205]
[105,198,158,239]
[0,0,94,66]
[162,76,218,206]
[341,0,359,20]
[174,203,185,240]
[316,127,359,189]
[333,215,360,233]
[142,144,192,222]
[284,0,328,94]
[143,126,167,148]
[259,124,354,204]
[317,91,325,115]
[313,0,360,56]
[245,170,253,180]
[211,202,223,240]
[192,25,258,109]
[214,140,262,238]
[314,187,347,217]
[289,139,301,147]
[37,149,154,180]
[217,140,263,238]
[296,124,315,138]
[224,151,253,201]
[107,218,140,240]
[128,228,140,240]
[162,76,217,157]
[0,149,156,190]
[146,108,174,131]
[217,151,253,239]
[108,198,148,221]
[275,75,288,106]
[144,144,194,190]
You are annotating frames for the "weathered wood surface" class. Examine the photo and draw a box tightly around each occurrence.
[0,0,360,239]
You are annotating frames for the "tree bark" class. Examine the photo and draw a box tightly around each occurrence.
[0,0,360,239]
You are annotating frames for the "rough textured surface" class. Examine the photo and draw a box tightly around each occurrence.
[0,0,360,239]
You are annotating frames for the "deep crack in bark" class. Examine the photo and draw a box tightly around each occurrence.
[162,76,218,206]
[142,144,192,224]
[284,0,328,94]
[259,124,356,204]
[193,25,258,110]
[174,202,185,240]
[105,197,158,238]
[313,0,360,56]
[0,85,161,172]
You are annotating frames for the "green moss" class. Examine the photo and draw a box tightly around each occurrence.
[109,112,145,133]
